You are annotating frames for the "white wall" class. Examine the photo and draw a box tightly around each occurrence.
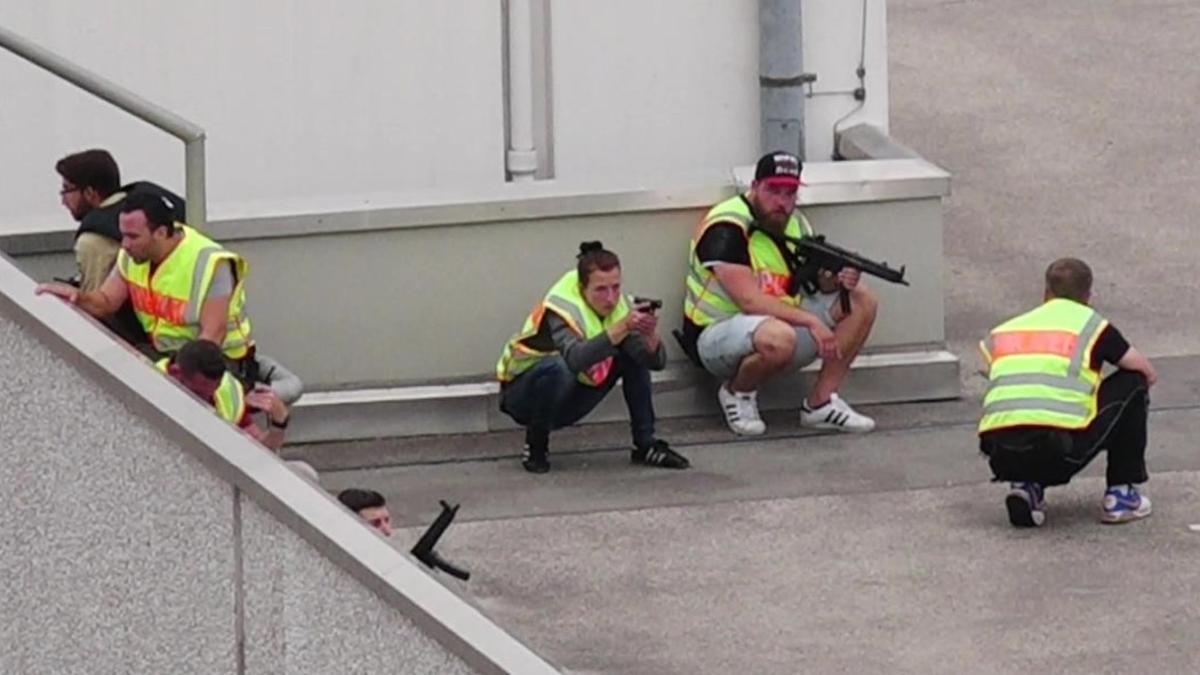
[0,1,505,229]
[804,0,890,161]
[0,0,887,230]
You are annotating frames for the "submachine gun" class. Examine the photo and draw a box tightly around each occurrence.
[757,227,910,316]
[410,500,471,581]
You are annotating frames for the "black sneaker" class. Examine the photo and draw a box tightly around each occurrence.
[631,440,690,469]
[522,444,550,474]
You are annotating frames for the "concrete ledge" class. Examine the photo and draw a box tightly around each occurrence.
[1,156,947,255]
[288,350,961,444]
[835,123,924,161]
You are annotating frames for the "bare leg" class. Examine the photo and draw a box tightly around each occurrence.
[807,285,879,407]
[729,318,796,392]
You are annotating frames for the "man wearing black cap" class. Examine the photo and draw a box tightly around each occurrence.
[679,151,879,436]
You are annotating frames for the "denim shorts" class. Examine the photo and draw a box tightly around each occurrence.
[695,292,838,380]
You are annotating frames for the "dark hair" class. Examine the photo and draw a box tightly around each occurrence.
[174,340,226,380]
[55,149,120,196]
[576,241,620,286]
[337,488,387,514]
[121,189,178,234]
[1044,257,1093,302]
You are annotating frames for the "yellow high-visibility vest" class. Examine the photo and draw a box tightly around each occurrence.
[117,225,253,359]
[496,269,631,387]
[156,357,247,424]
[978,298,1108,433]
[683,194,814,326]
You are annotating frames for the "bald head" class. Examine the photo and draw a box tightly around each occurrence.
[1044,258,1092,303]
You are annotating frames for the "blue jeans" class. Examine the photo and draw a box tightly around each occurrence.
[500,353,656,450]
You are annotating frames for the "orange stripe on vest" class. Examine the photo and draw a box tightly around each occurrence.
[990,331,1078,359]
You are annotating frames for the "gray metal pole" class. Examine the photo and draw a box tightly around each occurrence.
[184,138,207,229]
[0,24,207,230]
[759,0,811,160]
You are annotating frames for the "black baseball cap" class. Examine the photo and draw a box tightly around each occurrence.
[753,151,806,187]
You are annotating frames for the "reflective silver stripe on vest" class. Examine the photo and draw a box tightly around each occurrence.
[981,335,994,358]
[982,398,1090,418]
[545,294,588,334]
[685,287,738,322]
[1068,311,1104,378]
[185,246,227,324]
[155,333,191,352]
[989,373,1093,394]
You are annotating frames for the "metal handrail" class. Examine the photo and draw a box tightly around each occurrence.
[0,24,206,229]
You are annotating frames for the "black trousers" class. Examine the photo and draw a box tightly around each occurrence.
[980,370,1149,487]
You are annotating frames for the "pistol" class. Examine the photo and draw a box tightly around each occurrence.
[633,296,663,313]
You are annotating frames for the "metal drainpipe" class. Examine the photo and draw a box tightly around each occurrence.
[759,0,814,160]
[506,0,538,181]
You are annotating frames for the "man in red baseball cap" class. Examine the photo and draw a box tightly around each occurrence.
[679,151,880,436]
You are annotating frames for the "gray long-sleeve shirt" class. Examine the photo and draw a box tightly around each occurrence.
[529,312,666,374]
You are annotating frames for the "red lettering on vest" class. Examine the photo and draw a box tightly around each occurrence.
[758,270,790,298]
[587,357,614,387]
[129,283,187,325]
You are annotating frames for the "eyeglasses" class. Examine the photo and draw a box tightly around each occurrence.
[59,186,82,196]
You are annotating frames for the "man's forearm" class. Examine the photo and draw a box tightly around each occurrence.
[198,324,227,345]
[77,290,118,318]
[261,427,285,451]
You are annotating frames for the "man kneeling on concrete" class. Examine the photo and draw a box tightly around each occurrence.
[496,242,690,474]
[161,339,291,451]
[679,151,879,436]
[979,258,1157,527]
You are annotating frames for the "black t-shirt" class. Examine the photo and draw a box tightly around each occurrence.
[1089,324,1130,371]
[695,223,751,267]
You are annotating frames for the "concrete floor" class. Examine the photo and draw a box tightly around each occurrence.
[296,356,1200,674]
[889,0,1200,368]
[294,2,1200,672]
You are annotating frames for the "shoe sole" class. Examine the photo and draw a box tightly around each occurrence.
[727,427,766,436]
[634,460,691,469]
[1100,506,1152,524]
[801,422,875,434]
[1005,493,1045,527]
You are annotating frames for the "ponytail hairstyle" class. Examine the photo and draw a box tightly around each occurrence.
[576,241,621,287]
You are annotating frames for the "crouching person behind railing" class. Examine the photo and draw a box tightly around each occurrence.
[159,339,290,451]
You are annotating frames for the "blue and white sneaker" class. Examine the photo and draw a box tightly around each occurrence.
[1101,485,1152,524]
[1005,482,1046,527]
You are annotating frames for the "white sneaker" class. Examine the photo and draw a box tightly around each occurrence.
[718,385,766,436]
[800,393,875,433]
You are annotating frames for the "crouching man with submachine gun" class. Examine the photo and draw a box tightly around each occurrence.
[676,151,908,436]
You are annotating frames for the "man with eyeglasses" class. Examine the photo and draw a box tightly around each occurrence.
[679,151,880,436]
[53,149,185,348]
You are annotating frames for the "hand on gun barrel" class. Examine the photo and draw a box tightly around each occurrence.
[781,234,909,315]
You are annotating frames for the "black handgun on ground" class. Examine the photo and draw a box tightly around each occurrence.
[633,296,663,313]
[410,500,471,581]
[780,234,909,315]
